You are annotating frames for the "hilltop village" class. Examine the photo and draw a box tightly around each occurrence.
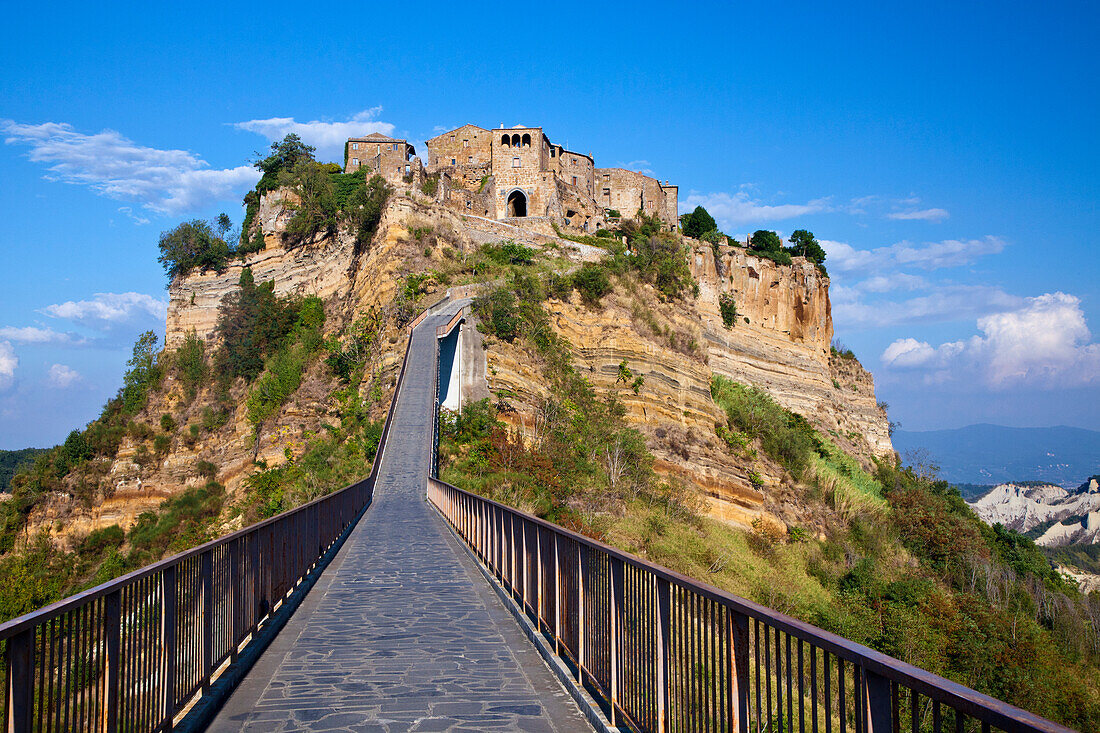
[345,124,678,234]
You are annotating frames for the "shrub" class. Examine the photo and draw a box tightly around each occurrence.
[215,268,301,383]
[482,241,535,266]
[750,230,782,253]
[629,234,694,300]
[346,174,391,247]
[80,525,124,555]
[120,331,163,415]
[572,263,612,306]
[421,174,440,196]
[157,219,232,280]
[174,331,207,401]
[153,434,171,455]
[474,288,521,342]
[719,292,738,329]
[281,161,338,245]
[245,296,326,427]
[160,413,176,433]
[681,206,717,239]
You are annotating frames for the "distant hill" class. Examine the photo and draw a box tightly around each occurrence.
[0,448,48,492]
[893,424,1100,488]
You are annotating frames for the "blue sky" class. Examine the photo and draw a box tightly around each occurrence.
[1,0,1097,448]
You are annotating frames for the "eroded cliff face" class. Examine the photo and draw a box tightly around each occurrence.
[28,188,892,548]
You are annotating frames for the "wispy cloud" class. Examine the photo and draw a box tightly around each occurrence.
[822,236,1005,273]
[887,207,950,222]
[46,364,81,388]
[833,284,1021,328]
[881,292,1100,388]
[681,189,831,228]
[0,326,85,345]
[43,292,167,330]
[2,120,259,216]
[0,342,16,390]
[232,108,396,162]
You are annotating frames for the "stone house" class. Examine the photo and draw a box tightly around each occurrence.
[413,124,679,233]
[345,133,422,184]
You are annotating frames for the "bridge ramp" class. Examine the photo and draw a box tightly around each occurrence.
[208,305,590,731]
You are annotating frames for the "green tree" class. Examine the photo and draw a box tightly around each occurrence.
[254,133,316,190]
[680,206,717,239]
[121,331,163,415]
[346,174,392,247]
[215,268,300,382]
[786,229,826,264]
[281,161,338,245]
[749,229,782,253]
[157,219,232,280]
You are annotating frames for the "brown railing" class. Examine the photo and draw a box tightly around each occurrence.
[427,478,1075,733]
[0,319,418,733]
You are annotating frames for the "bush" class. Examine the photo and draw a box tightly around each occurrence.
[718,292,737,329]
[629,234,694,300]
[474,288,521,342]
[174,331,207,401]
[681,206,717,239]
[711,375,821,478]
[157,219,232,280]
[572,263,612,306]
[160,413,176,433]
[482,241,535,266]
[80,525,124,555]
[750,230,782,253]
[120,331,163,415]
[421,174,440,196]
[245,296,326,427]
[215,268,302,383]
[281,161,338,245]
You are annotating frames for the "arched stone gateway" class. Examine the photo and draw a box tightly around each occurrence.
[506,189,527,217]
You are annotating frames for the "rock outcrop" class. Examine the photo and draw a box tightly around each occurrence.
[30,187,894,547]
[969,477,1100,546]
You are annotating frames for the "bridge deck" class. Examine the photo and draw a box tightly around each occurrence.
[208,306,590,732]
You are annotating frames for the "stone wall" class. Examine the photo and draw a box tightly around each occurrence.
[426,124,493,171]
[596,168,677,230]
[346,139,416,184]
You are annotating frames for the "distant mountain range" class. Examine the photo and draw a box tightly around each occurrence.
[892,424,1100,489]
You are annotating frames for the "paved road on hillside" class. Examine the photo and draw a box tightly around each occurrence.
[207,304,590,732]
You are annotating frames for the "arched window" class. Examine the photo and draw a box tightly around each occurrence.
[506,190,527,217]
[511,134,520,147]
[521,133,531,147]
[501,134,510,147]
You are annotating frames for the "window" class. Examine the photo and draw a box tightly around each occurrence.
[393,143,399,151]
[604,174,610,181]
[352,158,359,166]
[550,149,556,158]
[466,201,472,209]
[468,156,473,163]
[352,142,359,150]
[603,188,611,198]
[463,139,469,147]
[451,158,456,166]
[512,157,520,168]
[572,176,577,186]
[405,164,410,173]
[501,134,510,147]
[571,159,576,166]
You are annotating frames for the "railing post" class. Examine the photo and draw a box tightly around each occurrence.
[161,565,177,731]
[656,577,671,733]
[864,668,892,733]
[577,544,586,684]
[729,610,750,733]
[7,628,34,733]
[103,589,121,733]
[610,556,624,727]
[201,552,213,691]
[228,540,241,662]
[521,519,528,613]
[536,524,544,629]
[553,534,561,656]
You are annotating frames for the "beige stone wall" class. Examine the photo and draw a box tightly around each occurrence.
[661,183,679,230]
[346,139,415,183]
[426,125,492,172]
[492,129,554,218]
[558,150,594,197]
[596,168,674,228]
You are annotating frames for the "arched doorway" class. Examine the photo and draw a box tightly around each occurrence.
[506,190,527,217]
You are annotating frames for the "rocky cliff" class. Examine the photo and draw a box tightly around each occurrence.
[969,477,1100,546]
[28,188,893,547]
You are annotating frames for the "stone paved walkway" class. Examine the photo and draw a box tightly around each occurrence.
[208,305,591,732]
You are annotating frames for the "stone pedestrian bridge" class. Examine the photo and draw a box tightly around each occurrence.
[0,301,1072,733]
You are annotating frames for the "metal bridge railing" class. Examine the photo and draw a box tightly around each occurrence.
[0,315,419,733]
[427,477,1074,733]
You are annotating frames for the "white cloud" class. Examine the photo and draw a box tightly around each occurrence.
[43,292,167,330]
[233,108,396,162]
[681,189,831,228]
[623,159,655,176]
[887,207,950,222]
[46,364,81,388]
[0,326,83,344]
[881,293,1100,388]
[833,285,1021,328]
[0,342,16,390]
[822,236,1005,273]
[2,120,259,216]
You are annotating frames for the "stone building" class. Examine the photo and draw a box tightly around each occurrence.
[345,133,422,184]
[409,124,678,233]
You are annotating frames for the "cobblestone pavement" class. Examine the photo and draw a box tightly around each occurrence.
[208,305,591,732]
